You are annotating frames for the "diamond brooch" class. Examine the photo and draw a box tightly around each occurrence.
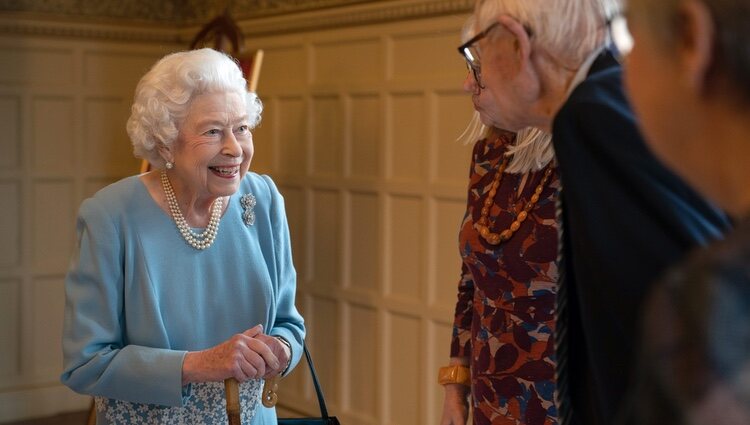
[240,193,256,226]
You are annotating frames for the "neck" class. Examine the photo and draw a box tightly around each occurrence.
[163,171,220,227]
[530,58,580,133]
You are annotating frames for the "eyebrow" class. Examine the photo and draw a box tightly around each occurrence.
[195,114,250,127]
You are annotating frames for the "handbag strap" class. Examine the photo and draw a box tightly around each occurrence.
[302,344,331,418]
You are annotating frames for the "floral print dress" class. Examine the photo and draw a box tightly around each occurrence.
[451,133,561,425]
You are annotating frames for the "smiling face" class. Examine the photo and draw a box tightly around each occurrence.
[166,91,253,203]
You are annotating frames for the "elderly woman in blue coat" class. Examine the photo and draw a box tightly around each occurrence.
[61,48,305,424]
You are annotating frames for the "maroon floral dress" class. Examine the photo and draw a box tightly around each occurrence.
[450,132,561,425]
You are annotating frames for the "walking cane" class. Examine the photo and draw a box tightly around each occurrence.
[224,375,279,424]
[225,378,242,425]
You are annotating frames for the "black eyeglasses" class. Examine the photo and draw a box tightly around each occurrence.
[457,19,533,90]
[457,22,500,90]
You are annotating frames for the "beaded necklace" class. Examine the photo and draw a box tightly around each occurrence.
[161,170,223,250]
[474,158,554,245]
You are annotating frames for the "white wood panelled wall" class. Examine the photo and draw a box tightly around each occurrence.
[0,6,474,424]
[247,14,475,425]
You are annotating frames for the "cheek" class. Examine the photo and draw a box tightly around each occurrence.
[625,49,670,145]
[241,136,254,172]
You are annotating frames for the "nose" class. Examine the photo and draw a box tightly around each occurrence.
[222,131,242,158]
[463,70,478,95]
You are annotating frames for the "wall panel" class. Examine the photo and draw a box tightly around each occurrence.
[0,95,21,169]
[276,97,307,177]
[32,180,74,273]
[348,94,380,179]
[387,313,421,425]
[0,279,20,380]
[313,39,382,86]
[83,51,160,91]
[84,97,138,177]
[31,277,65,380]
[348,191,379,293]
[435,91,475,185]
[0,181,21,268]
[391,31,463,82]
[0,48,74,86]
[388,93,427,182]
[311,95,343,177]
[311,189,341,289]
[387,195,424,301]
[431,197,467,308]
[347,304,378,418]
[32,97,75,176]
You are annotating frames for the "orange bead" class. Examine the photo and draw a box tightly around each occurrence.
[517,211,528,222]
[510,221,521,232]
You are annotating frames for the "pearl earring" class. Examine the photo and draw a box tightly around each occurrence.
[165,161,174,170]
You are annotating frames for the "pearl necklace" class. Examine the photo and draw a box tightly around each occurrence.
[161,170,223,250]
[475,157,554,245]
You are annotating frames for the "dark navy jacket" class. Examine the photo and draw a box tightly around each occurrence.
[551,50,731,424]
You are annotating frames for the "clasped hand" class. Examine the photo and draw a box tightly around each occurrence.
[182,324,290,385]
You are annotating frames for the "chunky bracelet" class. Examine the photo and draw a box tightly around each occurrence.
[274,336,293,376]
[438,365,471,387]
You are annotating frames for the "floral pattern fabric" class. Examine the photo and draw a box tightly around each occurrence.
[94,379,262,424]
[451,133,561,425]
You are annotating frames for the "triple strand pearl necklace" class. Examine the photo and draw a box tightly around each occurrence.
[161,170,223,250]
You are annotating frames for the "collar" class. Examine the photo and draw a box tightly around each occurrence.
[565,45,618,98]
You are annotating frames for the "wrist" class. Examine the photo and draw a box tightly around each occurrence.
[444,382,471,399]
[438,364,471,387]
[274,336,293,376]
[181,351,200,385]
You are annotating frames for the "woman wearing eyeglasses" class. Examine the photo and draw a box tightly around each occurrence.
[440,1,729,425]
[439,10,562,425]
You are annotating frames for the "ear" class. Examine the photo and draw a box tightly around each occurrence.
[497,14,532,66]
[676,0,715,94]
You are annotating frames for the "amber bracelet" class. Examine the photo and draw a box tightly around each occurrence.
[438,365,471,387]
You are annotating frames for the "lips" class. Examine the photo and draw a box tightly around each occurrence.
[209,165,240,177]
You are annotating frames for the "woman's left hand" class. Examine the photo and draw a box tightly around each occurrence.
[254,334,291,378]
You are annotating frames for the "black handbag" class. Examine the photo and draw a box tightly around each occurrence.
[277,345,341,425]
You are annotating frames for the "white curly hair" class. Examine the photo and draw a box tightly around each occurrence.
[127,48,263,169]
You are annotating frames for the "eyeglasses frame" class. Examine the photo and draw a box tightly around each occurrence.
[457,19,534,90]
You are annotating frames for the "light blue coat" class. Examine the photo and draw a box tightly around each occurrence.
[61,173,305,424]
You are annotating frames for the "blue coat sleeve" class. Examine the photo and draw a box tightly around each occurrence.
[261,175,306,374]
[60,197,188,407]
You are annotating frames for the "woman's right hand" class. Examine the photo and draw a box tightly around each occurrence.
[440,383,470,425]
[181,324,280,385]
